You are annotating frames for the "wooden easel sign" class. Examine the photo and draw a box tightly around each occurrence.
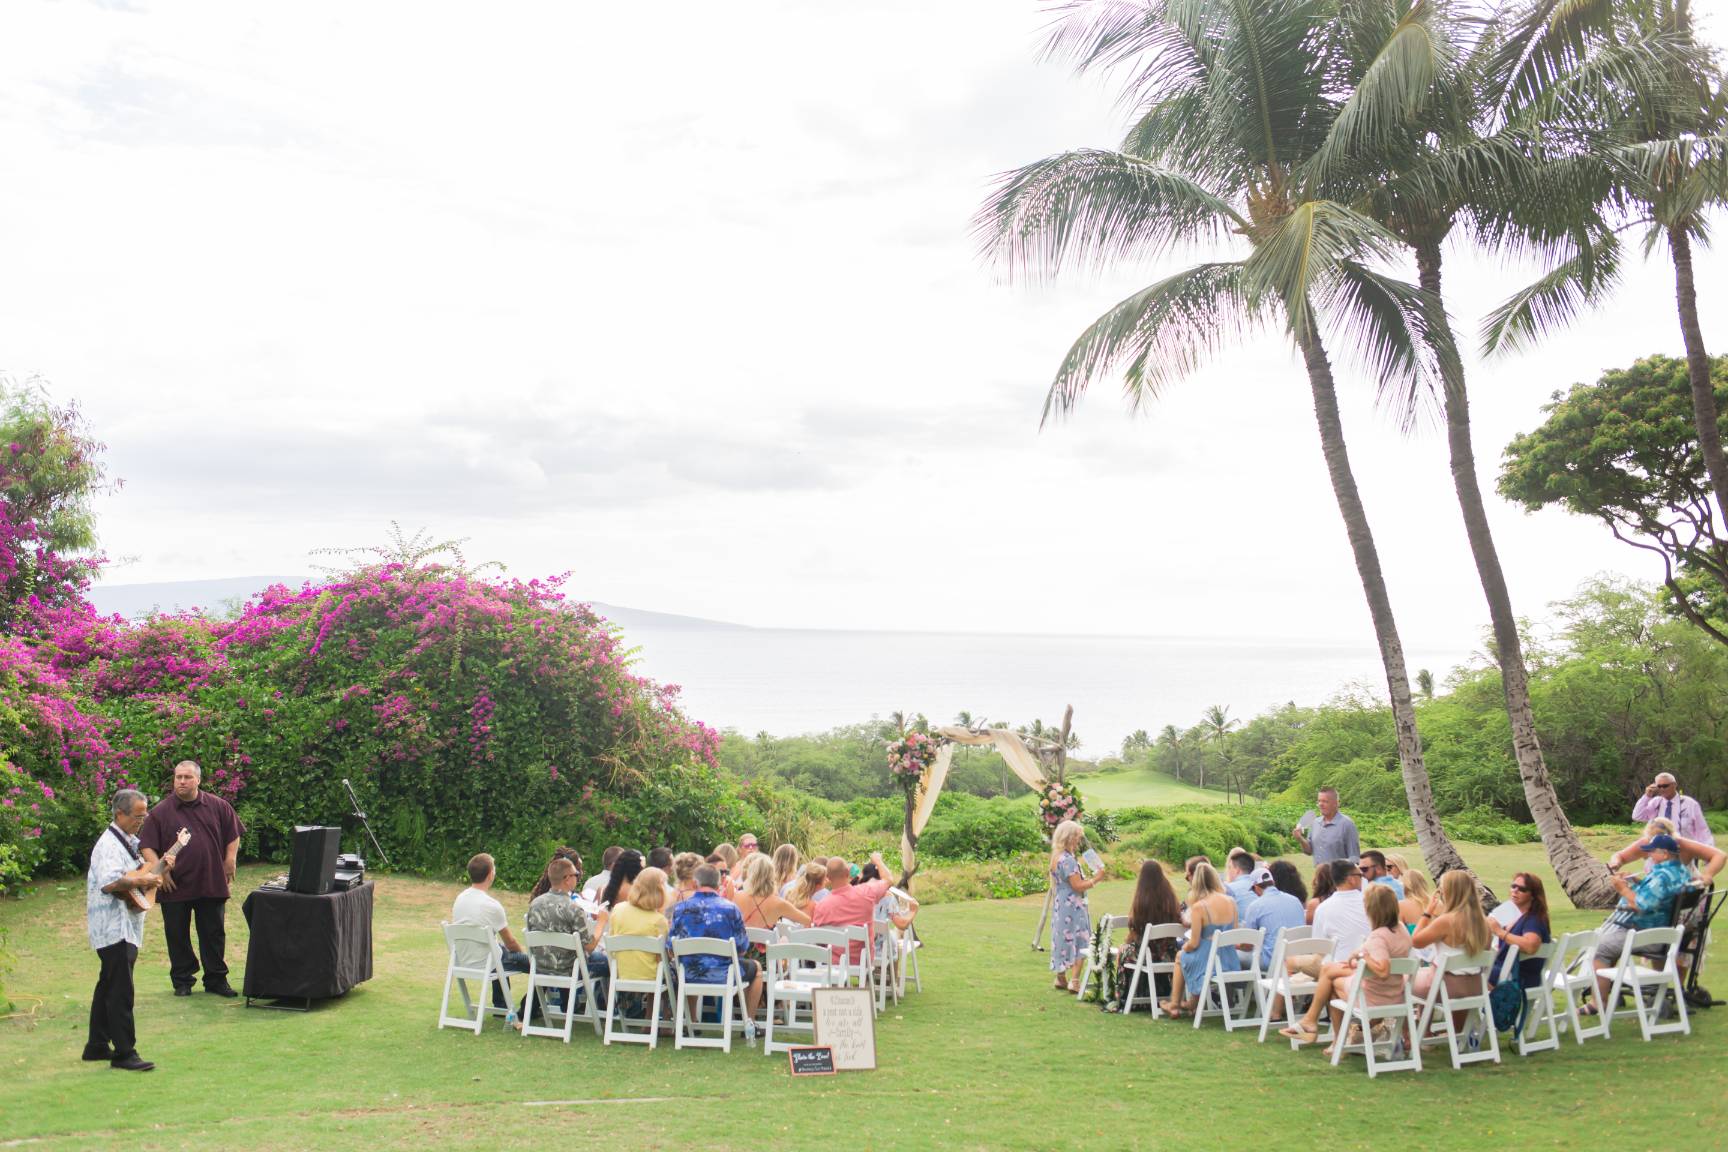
[787,1046,836,1076]
[812,986,876,1071]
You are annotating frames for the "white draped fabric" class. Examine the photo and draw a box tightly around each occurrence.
[899,727,1051,875]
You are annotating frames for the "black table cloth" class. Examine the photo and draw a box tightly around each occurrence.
[241,881,374,1001]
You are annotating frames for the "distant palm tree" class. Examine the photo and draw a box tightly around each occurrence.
[980,0,1471,878]
[1121,728,1153,758]
[1156,724,1187,783]
[1415,669,1435,701]
[1199,704,1238,792]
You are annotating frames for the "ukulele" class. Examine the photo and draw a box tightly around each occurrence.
[125,827,192,913]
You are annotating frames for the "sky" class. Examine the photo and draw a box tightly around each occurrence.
[1,0,1726,650]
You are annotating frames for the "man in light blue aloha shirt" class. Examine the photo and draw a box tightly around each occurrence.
[1592,833,1691,1005]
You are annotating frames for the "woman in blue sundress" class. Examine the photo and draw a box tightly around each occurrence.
[1162,860,1239,1017]
[1049,820,1104,991]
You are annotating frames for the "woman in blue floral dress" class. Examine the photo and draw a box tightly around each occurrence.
[1049,820,1104,991]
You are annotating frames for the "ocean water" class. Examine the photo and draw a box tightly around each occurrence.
[622,627,1479,755]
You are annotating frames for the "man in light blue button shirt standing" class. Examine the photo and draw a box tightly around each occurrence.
[1294,787,1359,867]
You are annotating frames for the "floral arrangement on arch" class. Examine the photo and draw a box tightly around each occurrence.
[1038,780,1083,832]
[886,730,939,795]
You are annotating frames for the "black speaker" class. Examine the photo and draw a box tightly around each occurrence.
[288,825,341,894]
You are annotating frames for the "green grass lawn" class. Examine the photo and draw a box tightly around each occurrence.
[3,845,1723,1151]
[1066,768,1231,810]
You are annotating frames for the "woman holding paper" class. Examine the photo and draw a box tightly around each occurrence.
[1049,820,1103,992]
[1488,872,1551,995]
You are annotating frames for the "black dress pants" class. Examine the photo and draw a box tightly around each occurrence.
[88,941,138,1058]
[160,897,229,990]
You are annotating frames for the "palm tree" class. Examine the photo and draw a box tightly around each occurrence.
[1199,704,1238,792]
[1121,728,1153,758]
[1156,724,1186,783]
[979,0,1471,879]
[1315,0,1634,904]
[1415,669,1435,701]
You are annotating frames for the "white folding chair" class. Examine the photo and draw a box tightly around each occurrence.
[1193,928,1264,1031]
[746,926,780,953]
[1415,950,1501,1069]
[1547,929,1608,1043]
[1121,924,1183,1017]
[1258,934,1332,1044]
[602,934,667,1048]
[1603,925,1691,1040]
[671,938,750,1052]
[520,930,601,1042]
[901,923,924,993]
[1076,914,1130,1002]
[438,922,511,1035]
[1328,956,1422,1077]
[762,941,844,1055]
[872,919,901,1009]
[1504,941,1559,1056]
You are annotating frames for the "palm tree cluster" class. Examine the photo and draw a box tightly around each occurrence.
[977,0,1726,906]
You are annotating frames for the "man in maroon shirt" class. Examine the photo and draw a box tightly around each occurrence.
[139,761,243,997]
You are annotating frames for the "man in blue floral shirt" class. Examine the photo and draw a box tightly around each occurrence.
[1592,833,1692,1005]
[668,864,763,1017]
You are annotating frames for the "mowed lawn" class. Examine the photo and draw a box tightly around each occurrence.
[1062,769,1229,809]
[3,845,1724,1152]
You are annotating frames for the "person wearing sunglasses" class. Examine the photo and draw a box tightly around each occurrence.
[1632,774,1715,846]
[1488,873,1551,998]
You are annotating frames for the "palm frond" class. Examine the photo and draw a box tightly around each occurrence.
[1241,199,1404,342]
[1481,233,1623,356]
[1322,260,1453,432]
[1043,262,1268,422]
[1483,0,1618,116]
[975,149,1245,281]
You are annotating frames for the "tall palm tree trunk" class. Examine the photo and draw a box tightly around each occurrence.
[1297,321,1470,880]
[1668,226,1728,524]
[1418,243,1616,908]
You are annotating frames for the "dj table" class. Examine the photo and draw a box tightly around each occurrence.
[241,880,374,1010]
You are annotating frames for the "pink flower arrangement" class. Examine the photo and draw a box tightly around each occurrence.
[1037,780,1084,832]
[886,730,940,795]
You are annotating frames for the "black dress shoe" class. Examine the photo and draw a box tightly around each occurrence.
[82,1046,115,1062]
[173,986,192,996]
[206,982,239,998]
[110,1054,155,1072]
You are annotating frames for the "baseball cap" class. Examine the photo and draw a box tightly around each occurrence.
[1250,866,1275,887]
[1646,833,1681,854]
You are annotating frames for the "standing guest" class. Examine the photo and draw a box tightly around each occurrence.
[528,847,583,901]
[669,852,703,910]
[582,846,624,902]
[1411,869,1494,1004]
[812,851,896,966]
[1243,864,1307,972]
[669,864,763,1017]
[1281,884,1410,1048]
[1397,869,1433,932]
[519,856,607,1025]
[1359,850,1405,899]
[1610,819,1725,883]
[1305,862,1337,926]
[1224,848,1259,923]
[732,854,811,938]
[647,846,674,872]
[1488,872,1551,1004]
[1115,860,1183,1004]
[1632,774,1715,846]
[1302,859,1371,975]
[1590,833,1691,1010]
[786,862,828,914]
[1293,787,1360,866]
[1161,861,1238,1017]
[139,760,242,997]
[1044,822,1102,992]
[452,853,531,1013]
[737,834,760,860]
[772,843,801,897]
[600,850,644,911]
[86,789,173,1071]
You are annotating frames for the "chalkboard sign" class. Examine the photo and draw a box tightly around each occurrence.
[788,1046,836,1076]
[813,986,877,1071]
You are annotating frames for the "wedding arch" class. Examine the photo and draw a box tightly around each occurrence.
[896,723,1065,885]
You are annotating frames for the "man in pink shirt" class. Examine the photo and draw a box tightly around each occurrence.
[811,851,891,963]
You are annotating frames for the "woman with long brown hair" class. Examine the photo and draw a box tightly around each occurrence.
[1489,872,1551,996]
[1115,860,1182,1004]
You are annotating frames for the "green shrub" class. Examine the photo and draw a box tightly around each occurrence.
[919,797,1043,860]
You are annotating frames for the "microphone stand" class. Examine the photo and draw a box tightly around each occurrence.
[342,778,390,867]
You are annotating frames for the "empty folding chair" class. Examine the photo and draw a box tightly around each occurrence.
[1548,929,1608,1044]
[437,922,512,1035]
[1076,914,1130,1002]
[1505,940,1558,1056]
[671,938,750,1052]
[520,930,601,1043]
[1193,928,1264,1031]
[1603,925,1690,1041]
[1328,957,1422,1078]
[1121,923,1183,1017]
[762,941,844,1055]
[1415,950,1501,1069]
[872,919,900,1010]
[602,934,668,1048]
[901,923,924,994]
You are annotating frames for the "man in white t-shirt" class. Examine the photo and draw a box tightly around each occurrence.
[580,845,624,902]
[451,852,530,1010]
[1296,859,1371,975]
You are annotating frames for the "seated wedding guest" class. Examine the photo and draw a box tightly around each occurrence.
[1383,852,1410,886]
[669,852,703,910]
[786,862,828,913]
[1304,862,1337,927]
[1243,864,1307,971]
[1160,861,1237,1017]
[1180,856,1210,925]
[647,846,674,872]
[773,843,802,897]
[519,856,608,1025]
[1609,818,1725,884]
[599,850,644,911]
[707,848,738,900]
[669,863,762,1016]
[452,852,530,1013]
[1115,860,1183,1004]
[582,846,624,901]
[732,854,812,939]
[1225,848,1259,922]
[606,866,671,1019]
[813,851,896,965]
[1590,833,1690,1011]
[1411,869,1493,1005]
[1359,850,1405,899]
[1488,872,1551,1003]
[1397,869,1432,931]
[529,847,583,901]
[737,833,760,860]
[1298,859,1370,977]
[1280,883,1410,1048]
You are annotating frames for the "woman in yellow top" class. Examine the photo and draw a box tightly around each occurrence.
[606,866,670,982]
